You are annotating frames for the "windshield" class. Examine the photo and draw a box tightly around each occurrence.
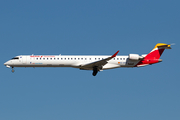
[11,57,19,60]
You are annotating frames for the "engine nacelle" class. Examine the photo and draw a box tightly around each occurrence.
[129,54,141,60]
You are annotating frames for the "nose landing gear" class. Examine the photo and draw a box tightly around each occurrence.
[11,67,15,73]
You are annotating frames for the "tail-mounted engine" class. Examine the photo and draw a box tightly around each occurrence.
[129,54,144,60]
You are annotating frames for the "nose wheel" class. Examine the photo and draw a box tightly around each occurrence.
[11,67,15,73]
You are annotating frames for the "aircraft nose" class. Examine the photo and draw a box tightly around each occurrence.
[4,61,8,65]
[4,61,11,68]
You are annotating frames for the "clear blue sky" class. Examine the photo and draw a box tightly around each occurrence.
[0,0,180,120]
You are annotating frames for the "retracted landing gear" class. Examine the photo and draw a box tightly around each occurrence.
[92,66,99,76]
[11,67,15,73]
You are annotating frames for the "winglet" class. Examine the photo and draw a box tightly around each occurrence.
[111,50,119,58]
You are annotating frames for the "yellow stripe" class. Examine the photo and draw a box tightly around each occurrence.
[152,43,171,50]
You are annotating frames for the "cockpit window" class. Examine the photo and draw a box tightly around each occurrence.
[11,57,19,60]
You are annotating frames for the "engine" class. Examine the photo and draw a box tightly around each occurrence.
[129,54,142,60]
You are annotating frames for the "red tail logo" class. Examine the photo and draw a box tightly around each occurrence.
[136,43,171,66]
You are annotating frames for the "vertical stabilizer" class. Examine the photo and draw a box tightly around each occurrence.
[136,43,171,67]
[145,43,171,59]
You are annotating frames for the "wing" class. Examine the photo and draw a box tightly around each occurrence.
[80,50,119,70]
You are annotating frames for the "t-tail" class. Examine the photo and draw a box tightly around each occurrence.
[136,43,171,67]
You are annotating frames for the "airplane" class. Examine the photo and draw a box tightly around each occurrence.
[4,43,171,76]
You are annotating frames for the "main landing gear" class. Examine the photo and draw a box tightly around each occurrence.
[92,66,99,76]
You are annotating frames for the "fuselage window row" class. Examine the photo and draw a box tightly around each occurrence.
[33,57,125,61]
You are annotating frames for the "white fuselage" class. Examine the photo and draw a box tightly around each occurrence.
[4,55,140,70]
[4,43,171,76]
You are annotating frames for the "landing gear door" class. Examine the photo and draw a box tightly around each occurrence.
[22,56,27,64]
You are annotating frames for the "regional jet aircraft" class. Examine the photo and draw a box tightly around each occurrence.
[4,43,171,76]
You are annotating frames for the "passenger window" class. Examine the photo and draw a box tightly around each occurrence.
[36,58,38,60]
[74,58,76,60]
[43,58,45,60]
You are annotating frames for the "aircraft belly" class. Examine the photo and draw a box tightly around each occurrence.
[102,64,120,70]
